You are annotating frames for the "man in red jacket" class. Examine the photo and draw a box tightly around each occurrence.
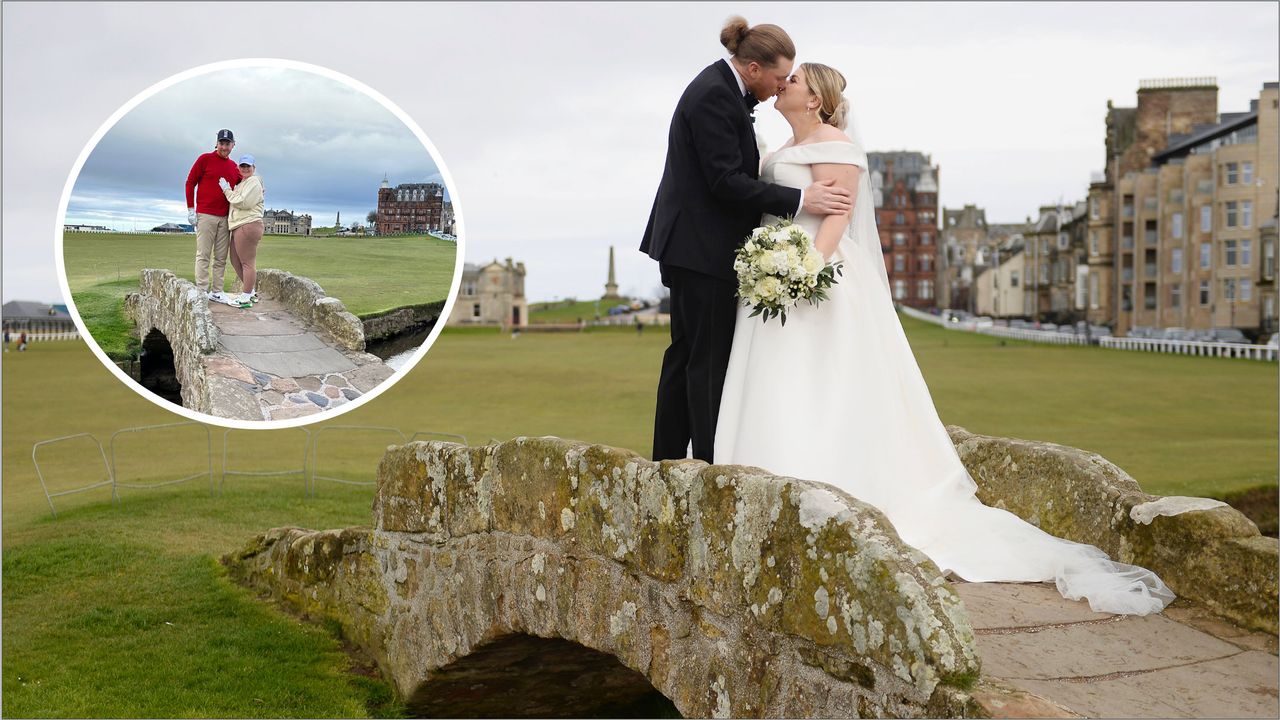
[185,129,241,304]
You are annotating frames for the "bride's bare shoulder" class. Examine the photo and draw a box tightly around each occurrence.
[815,125,853,144]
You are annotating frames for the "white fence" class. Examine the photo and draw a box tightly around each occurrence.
[1099,336,1278,361]
[8,330,80,342]
[898,305,1276,361]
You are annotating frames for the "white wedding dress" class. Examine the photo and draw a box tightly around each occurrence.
[714,140,1174,615]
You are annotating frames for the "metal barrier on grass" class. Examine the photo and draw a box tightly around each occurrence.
[109,422,214,495]
[219,427,311,496]
[31,433,118,518]
[308,425,406,496]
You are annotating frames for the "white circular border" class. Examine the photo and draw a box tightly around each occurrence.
[54,58,467,431]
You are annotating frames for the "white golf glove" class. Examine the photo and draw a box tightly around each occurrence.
[218,177,231,191]
[188,208,197,226]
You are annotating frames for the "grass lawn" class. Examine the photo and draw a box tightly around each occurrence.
[3,317,1275,716]
[62,232,457,359]
[528,297,632,324]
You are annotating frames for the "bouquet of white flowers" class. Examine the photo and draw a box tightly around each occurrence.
[733,218,843,325]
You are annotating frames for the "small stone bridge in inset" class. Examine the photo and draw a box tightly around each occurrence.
[226,428,1278,718]
[125,269,394,421]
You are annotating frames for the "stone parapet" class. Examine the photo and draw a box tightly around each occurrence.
[948,425,1278,634]
[227,437,984,718]
[255,268,365,351]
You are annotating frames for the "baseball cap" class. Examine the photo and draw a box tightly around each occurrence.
[217,129,235,142]
[238,154,256,166]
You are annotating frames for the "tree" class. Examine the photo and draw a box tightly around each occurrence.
[367,210,378,226]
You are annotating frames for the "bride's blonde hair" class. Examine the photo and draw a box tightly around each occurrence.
[801,62,850,131]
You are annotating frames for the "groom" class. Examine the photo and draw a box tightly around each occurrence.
[640,18,852,463]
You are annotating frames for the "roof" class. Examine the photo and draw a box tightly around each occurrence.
[3,301,72,320]
[1154,110,1258,163]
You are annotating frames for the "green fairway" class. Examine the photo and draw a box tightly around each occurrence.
[3,318,1276,716]
[62,231,457,359]
[528,297,633,324]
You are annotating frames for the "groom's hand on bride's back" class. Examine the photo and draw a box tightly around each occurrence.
[804,179,852,216]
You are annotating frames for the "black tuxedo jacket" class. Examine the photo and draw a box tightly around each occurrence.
[640,60,802,283]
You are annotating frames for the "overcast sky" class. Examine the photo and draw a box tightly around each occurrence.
[66,66,441,231]
[3,2,1277,305]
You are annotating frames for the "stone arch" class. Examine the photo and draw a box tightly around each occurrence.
[405,633,679,718]
[228,438,982,718]
[139,327,181,404]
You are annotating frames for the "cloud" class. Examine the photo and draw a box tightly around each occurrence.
[65,66,441,229]
[3,1,1277,306]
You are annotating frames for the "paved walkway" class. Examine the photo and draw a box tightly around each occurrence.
[206,299,394,421]
[956,582,1279,718]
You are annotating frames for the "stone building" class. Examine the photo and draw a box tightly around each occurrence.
[974,237,1028,318]
[1022,203,1088,324]
[441,201,456,236]
[447,258,527,328]
[1093,79,1278,337]
[377,176,445,234]
[870,151,940,308]
[263,209,312,235]
[939,204,991,313]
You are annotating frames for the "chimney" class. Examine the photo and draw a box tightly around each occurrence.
[885,159,895,187]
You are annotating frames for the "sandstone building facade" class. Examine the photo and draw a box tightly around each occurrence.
[263,209,312,235]
[447,258,528,328]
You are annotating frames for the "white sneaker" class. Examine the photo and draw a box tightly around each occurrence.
[249,290,260,304]
[234,293,253,308]
[207,290,226,303]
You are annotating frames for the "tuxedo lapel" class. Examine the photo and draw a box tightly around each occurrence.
[714,60,760,172]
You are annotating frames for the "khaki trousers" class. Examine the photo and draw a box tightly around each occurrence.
[195,213,231,293]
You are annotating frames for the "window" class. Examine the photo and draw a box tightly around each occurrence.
[1010,270,1019,287]
[1090,198,1099,219]
[1226,201,1238,228]
[1243,162,1254,184]
[1226,162,1238,184]
[1199,280,1210,306]
[463,281,477,296]
[894,254,905,272]
[893,279,907,300]
[1223,278,1236,301]
[1144,283,1157,310]
[1241,279,1252,302]
[920,232,932,245]
[895,213,905,225]
[919,255,932,272]
[1243,200,1253,228]
[917,279,934,299]
[472,303,481,318]
[1171,213,1183,239]
[1200,242,1212,269]
[1242,240,1252,266]
[893,232,906,246]
[1171,248,1183,274]
[1089,273,1099,309]
[1225,240,1237,266]
[1058,232,1069,250]
[1090,231,1098,255]
[1200,205,1212,232]
[1171,283,1181,309]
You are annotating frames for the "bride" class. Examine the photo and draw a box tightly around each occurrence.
[713,62,1175,616]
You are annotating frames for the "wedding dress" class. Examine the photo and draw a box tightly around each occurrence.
[714,140,1174,615]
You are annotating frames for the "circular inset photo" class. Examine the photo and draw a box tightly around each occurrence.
[57,59,463,427]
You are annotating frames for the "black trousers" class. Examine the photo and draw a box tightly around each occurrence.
[652,264,738,463]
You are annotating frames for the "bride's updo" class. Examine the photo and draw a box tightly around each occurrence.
[720,16,795,66]
[801,62,850,131]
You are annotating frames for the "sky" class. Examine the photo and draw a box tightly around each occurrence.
[65,66,442,231]
[3,2,1277,305]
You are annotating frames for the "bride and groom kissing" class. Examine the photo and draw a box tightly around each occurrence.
[639,16,1175,616]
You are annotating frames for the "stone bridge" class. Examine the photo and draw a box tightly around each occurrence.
[226,429,1278,718]
[124,268,394,421]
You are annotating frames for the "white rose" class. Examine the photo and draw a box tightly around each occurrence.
[758,253,777,274]
[802,253,822,274]
[743,240,757,254]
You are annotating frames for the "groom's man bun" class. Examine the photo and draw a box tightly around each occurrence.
[720,16,795,66]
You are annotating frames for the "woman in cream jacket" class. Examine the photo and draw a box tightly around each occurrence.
[218,154,265,308]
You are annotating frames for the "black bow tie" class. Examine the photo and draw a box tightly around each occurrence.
[743,91,759,111]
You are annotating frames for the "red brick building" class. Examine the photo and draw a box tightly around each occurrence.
[376,177,445,234]
[870,151,941,309]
